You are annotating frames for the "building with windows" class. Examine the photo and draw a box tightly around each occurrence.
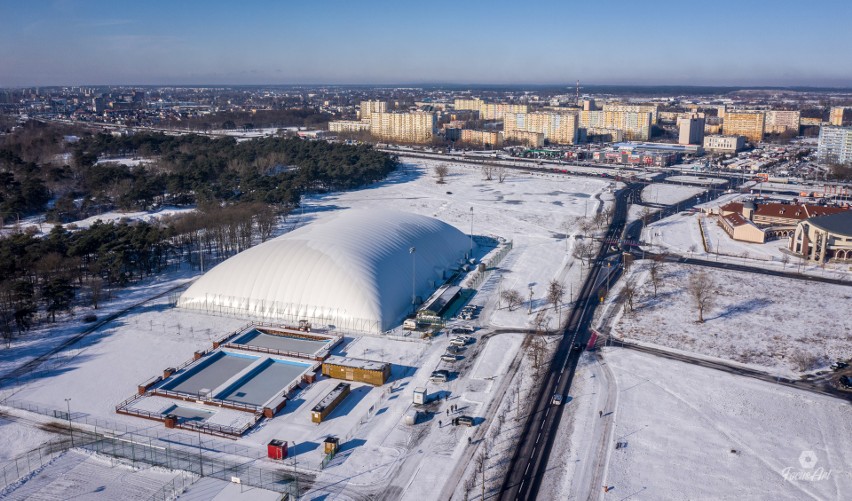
[764,110,801,134]
[704,135,745,153]
[602,102,659,124]
[369,111,436,143]
[829,106,852,126]
[678,113,705,145]
[719,200,849,239]
[460,129,503,147]
[724,111,765,143]
[479,103,528,120]
[817,126,852,164]
[453,98,483,112]
[504,129,545,147]
[503,111,578,145]
[328,120,371,134]
[358,100,388,121]
[580,109,652,141]
[789,211,852,263]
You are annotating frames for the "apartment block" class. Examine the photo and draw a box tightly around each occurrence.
[602,102,660,124]
[504,111,578,145]
[460,129,503,147]
[817,126,852,164]
[454,98,483,112]
[328,120,371,134]
[678,113,705,145]
[480,103,529,120]
[504,129,545,147]
[369,111,436,143]
[724,111,765,143]
[358,100,388,121]
[764,110,801,134]
[829,106,852,126]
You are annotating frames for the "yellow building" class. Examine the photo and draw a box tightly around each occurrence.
[454,98,483,111]
[369,111,436,143]
[829,106,852,126]
[480,103,528,120]
[602,102,660,124]
[359,100,387,121]
[460,129,503,147]
[724,111,765,143]
[504,111,578,144]
[764,110,800,134]
[504,129,545,147]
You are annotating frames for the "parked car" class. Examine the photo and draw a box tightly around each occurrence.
[449,337,468,347]
[551,393,563,406]
[430,369,450,383]
[830,361,849,371]
[440,353,457,363]
[456,415,475,427]
[840,375,852,389]
[447,345,464,354]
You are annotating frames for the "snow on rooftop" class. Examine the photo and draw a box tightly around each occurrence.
[178,209,471,333]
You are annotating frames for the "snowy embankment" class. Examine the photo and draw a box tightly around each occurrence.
[600,348,852,500]
[604,261,852,377]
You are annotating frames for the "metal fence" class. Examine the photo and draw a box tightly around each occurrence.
[144,471,200,501]
[0,437,68,492]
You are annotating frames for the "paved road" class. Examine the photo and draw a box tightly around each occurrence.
[498,183,640,500]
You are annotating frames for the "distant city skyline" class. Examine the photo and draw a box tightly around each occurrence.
[2,0,851,88]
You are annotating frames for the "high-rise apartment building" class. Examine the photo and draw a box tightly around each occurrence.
[678,113,705,145]
[454,98,484,112]
[724,111,765,143]
[829,106,852,126]
[764,110,801,134]
[328,120,371,134]
[359,100,388,121]
[369,111,436,143]
[479,103,529,120]
[579,109,652,141]
[504,111,578,145]
[817,126,852,164]
[460,129,503,147]
[602,102,660,124]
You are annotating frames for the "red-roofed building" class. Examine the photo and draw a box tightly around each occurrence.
[718,200,850,240]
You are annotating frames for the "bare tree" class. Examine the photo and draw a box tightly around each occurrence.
[435,164,449,184]
[546,280,565,312]
[501,289,523,311]
[649,255,664,298]
[476,450,488,501]
[529,333,548,371]
[687,270,716,323]
[639,205,655,224]
[781,253,790,270]
[89,276,103,309]
[622,274,637,313]
[482,165,494,181]
[573,239,595,266]
[497,165,508,183]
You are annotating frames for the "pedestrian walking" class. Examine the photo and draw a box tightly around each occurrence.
[599,410,603,418]
[439,419,442,427]
[446,409,449,416]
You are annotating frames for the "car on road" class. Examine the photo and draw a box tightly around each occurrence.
[840,375,852,389]
[456,415,475,426]
[551,393,563,405]
[572,343,583,351]
[830,361,849,371]
[451,326,475,334]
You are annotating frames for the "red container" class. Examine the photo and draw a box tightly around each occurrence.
[267,440,287,460]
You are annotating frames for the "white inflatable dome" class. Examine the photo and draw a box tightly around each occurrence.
[177,209,471,333]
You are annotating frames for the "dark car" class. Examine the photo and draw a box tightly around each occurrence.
[840,375,852,389]
[456,415,475,426]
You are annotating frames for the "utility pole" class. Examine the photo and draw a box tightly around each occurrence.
[292,441,299,499]
[528,284,534,314]
[65,398,73,446]
[469,206,474,259]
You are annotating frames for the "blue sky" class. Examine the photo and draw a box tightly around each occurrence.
[1,0,850,87]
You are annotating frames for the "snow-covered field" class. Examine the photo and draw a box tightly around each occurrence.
[67,206,196,230]
[606,261,852,376]
[600,348,852,500]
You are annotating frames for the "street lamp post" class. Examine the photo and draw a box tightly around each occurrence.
[528,285,534,314]
[65,398,73,446]
[409,247,416,314]
[469,206,474,259]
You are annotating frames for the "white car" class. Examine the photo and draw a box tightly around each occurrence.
[551,394,563,406]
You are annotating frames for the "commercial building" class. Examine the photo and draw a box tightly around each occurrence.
[764,110,801,134]
[718,212,766,243]
[460,129,503,147]
[817,126,852,164]
[724,111,765,143]
[678,113,705,145]
[358,100,387,121]
[719,200,849,239]
[503,111,579,145]
[789,211,852,263]
[328,120,371,134]
[370,111,437,143]
[704,135,745,153]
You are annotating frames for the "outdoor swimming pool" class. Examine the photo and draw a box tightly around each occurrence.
[163,351,258,397]
[231,328,331,356]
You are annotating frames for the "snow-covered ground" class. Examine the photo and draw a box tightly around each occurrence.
[641,184,705,206]
[67,206,196,230]
[645,211,852,277]
[600,348,852,500]
[604,261,852,376]
[665,175,728,186]
[95,156,155,167]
